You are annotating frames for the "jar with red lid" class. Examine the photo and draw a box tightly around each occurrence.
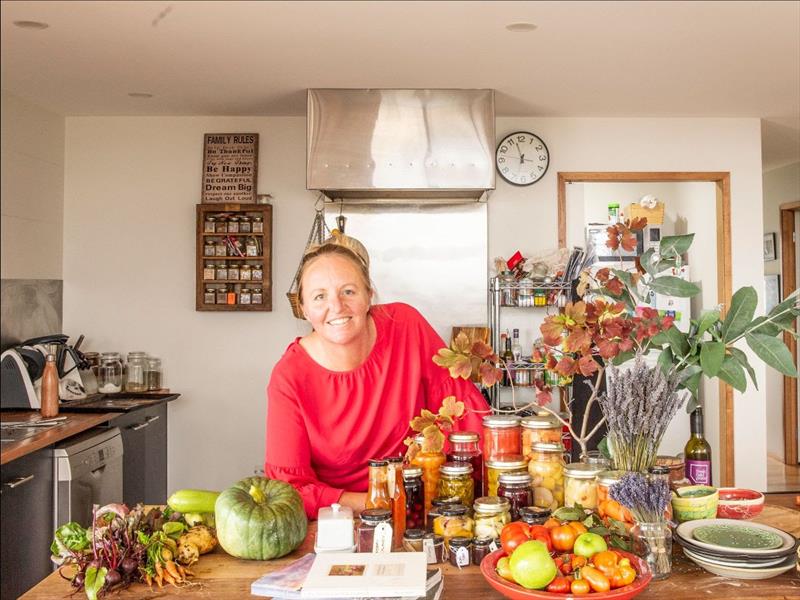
[497,472,533,521]
[447,431,483,498]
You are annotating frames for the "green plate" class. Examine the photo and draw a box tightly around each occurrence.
[692,524,784,550]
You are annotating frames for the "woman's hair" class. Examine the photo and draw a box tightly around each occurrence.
[298,236,372,308]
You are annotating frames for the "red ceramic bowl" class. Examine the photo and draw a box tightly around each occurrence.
[716,487,765,519]
[480,548,653,600]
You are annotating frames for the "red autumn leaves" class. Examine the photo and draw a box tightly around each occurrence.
[606,217,647,253]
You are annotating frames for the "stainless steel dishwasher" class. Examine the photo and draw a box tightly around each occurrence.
[52,427,124,531]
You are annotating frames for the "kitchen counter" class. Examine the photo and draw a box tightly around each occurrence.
[21,504,800,599]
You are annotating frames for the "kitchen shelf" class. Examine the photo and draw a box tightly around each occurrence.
[201,232,267,237]
[201,255,265,260]
[201,280,266,284]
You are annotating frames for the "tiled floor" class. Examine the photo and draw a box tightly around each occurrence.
[766,454,800,492]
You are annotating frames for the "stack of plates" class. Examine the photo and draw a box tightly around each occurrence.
[676,518,799,580]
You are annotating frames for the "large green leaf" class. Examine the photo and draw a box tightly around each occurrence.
[657,347,674,375]
[660,234,695,257]
[678,364,702,384]
[748,315,782,337]
[721,287,757,342]
[745,333,798,377]
[665,325,690,357]
[717,355,747,392]
[696,309,721,338]
[611,350,636,366]
[699,341,725,377]
[639,249,657,276]
[729,346,758,390]
[649,276,701,298]
[769,287,800,316]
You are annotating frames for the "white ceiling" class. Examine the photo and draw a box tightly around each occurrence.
[2,0,799,169]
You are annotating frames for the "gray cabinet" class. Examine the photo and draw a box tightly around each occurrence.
[1,448,54,599]
[111,403,167,506]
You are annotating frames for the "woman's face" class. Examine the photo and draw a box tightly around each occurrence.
[300,253,372,346]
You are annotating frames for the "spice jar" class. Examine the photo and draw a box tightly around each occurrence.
[528,442,565,510]
[473,537,493,565]
[204,286,216,304]
[497,472,534,521]
[240,264,252,281]
[402,467,425,531]
[226,288,237,305]
[357,508,392,553]
[402,528,425,552]
[426,496,461,533]
[473,496,510,541]
[204,215,217,233]
[596,470,634,524]
[97,352,123,394]
[252,263,263,280]
[517,276,534,307]
[366,460,391,510]
[228,264,240,280]
[239,216,251,233]
[204,240,217,257]
[437,462,474,509]
[239,288,251,305]
[447,431,483,498]
[216,287,228,305]
[422,533,444,564]
[432,505,474,548]
[482,415,522,464]
[203,261,216,280]
[564,463,603,509]
[215,241,228,257]
[125,352,148,392]
[521,415,562,459]
[215,217,228,233]
[485,455,527,497]
[251,287,263,304]
[227,216,240,233]
[145,357,162,391]
[448,536,472,568]
[252,215,264,233]
[246,237,259,256]
[519,506,552,525]
[216,263,228,281]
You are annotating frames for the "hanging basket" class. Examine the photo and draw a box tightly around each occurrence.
[287,206,330,319]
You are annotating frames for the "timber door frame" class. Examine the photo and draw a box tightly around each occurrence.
[557,171,734,485]
[779,201,799,465]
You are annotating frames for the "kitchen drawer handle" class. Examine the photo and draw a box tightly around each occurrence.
[131,421,150,431]
[145,415,160,424]
[5,474,35,489]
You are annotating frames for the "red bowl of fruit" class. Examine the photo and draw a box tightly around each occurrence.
[480,548,652,600]
[716,488,765,519]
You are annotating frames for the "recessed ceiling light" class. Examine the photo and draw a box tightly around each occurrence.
[505,22,537,32]
[128,92,153,98]
[13,20,49,30]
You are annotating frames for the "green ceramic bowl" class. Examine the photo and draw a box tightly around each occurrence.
[671,485,719,523]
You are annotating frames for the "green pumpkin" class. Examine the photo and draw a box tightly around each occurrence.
[215,476,307,560]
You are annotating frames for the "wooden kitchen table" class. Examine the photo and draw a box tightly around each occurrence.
[22,505,800,600]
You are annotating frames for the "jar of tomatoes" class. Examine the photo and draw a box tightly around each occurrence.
[596,470,634,524]
[447,431,483,497]
[521,414,562,459]
[402,466,425,531]
[485,454,527,497]
[528,442,565,510]
[410,437,446,520]
[482,415,522,461]
[563,463,603,509]
[437,462,475,509]
[473,496,510,541]
[497,472,534,521]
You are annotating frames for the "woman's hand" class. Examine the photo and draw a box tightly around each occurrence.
[338,491,367,515]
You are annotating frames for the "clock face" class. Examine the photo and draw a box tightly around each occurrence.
[496,131,550,186]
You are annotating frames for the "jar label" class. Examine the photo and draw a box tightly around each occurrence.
[372,522,392,553]
[423,537,436,563]
[455,546,469,567]
[686,460,712,485]
[489,540,498,552]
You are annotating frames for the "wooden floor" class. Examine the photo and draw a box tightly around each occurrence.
[766,453,800,492]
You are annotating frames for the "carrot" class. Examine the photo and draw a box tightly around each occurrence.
[144,572,153,588]
[165,560,182,582]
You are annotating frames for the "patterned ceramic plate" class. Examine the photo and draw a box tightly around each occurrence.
[682,549,797,580]
[676,519,796,556]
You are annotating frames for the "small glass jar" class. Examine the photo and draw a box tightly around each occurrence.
[204,240,217,257]
[534,289,547,307]
[514,365,531,387]
[448,536,472,568]
[204,286,216,304]
[517,276,534,307]
[204,216,217,233]
[403,466,425,531]
[497,472,534,521]
[596,470,634,524]
[216,263,228,280]
[647,465,674,520]
[246,237,259,256]
[145,357,162,391]
[632,521,672,580]
[228,264,240,280]
[519,506,551,526]
[437,462,475,509]
[582,449,612,470]
[411,443,447,520]
[252,263,264,281]
[447,431,483,498]
[97,352,123,394]
[473,496,510,541]
[227,216,240,233]
[215,217,228,233]
[252,215,264,233]
[426,496,461,533]
[239,216,251,233]
[203,261,216,280]
[215,241,228,257]
[485,455,527,497]
[216,287,228,305]
[227,289,237,305]
[366,460,391,510]
[357,508,393,553]
[239,265,252,281]
[563,463,603,509]
[528,442,565,510]
[422,533,444,564]
[521,415,562,459]
[239,288,251,305]
[499,271,517,306]
[482,415,522,462]
[125,352,148,392]
[472,537,493,565]
[402,528,425,552]
[432,505,474,548]
[251,287,263,304]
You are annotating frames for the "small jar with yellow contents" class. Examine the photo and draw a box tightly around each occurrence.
[528,442,565,510]
[485,455,527,497]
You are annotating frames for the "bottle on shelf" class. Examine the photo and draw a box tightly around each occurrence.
[40,351,60,419]
[511,328,522,362]
[684,407,712,485]
[502,330,514,386]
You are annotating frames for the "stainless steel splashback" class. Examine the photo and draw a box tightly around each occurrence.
[308,89,495,201]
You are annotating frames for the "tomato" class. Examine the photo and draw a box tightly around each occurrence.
[570,578,591,595]
[543,517,561,529]
[546,576,571,594]
[591,550,619,576]
[567,521,588,535]
[611,564,637,588]
[580,566,611,593]
[550,524,577,552]
[571,555,587,571]
[528,525,553,552]
[500,522,530,555]
[555,554,572,575]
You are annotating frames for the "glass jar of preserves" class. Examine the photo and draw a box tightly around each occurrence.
[519,506,551,526]
[240,264,252,280]
[366,460,391,510]
[227,216,240,233]
[204,240,217,257]
[482,415,521,462]
[252,215,264,233]
[204,286,216,304]
[472,537,493,565]
[125,351,148,392]
[596,470,634,524]
[145,356,162,391]
[402,528,425,552]
[216,263,228,281]
[447,431,483,498]
[246,237,259,256]
[251,287,263,304]
[448,536,472,568]
[528,442,565,510]
[97,352,123,394]
[426,496,461,533]
[497,472,533,521]
[228,265,240,280]
[215,217,228,233]
[386,456,406,549]
[357,508,392,553]
[422,533,444,564]
[203,261,216,280]
[410,439,446,519]
[402,466,425,531]
[239,288,251,305]
[437,462,474,509]
[204,215,216,233]
[521,415,562,459]
[239,216,251,233]
[473,496,510,541]
[216,287,228,305]
[216,241,228,257]
[432,505,474,548]
[564,463,603,509]
[517,276,534,307]
[252,263,264,280]
[485,455,527,497]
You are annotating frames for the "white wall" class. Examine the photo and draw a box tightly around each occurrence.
[63,116,768,491]
[1,92,65,279]
[762,161,800,461]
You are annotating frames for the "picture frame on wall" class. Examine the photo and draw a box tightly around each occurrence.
[763,232,777,261]
[765,274,781,312]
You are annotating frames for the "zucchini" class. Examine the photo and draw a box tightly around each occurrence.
[167,489,220,514]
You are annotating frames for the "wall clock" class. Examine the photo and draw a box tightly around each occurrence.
[495,131,550,186]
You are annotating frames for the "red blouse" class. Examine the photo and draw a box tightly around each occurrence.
[265,302,488,519]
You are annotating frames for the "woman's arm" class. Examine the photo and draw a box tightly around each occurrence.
[338,491,367,515]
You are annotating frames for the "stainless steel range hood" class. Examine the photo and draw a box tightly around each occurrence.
[307,89,495,202]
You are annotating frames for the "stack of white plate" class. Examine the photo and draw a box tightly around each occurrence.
[676,518,798,580]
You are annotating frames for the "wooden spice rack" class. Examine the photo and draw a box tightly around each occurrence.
[196,203,272,312]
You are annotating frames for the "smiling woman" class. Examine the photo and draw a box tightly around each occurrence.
[265,231,488,519]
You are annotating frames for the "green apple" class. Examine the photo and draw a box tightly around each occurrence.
[573,532,608,558]
[495,556,516,583]
[508,540,557,589]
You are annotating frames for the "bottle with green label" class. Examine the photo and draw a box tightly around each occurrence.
[684,407,712,485]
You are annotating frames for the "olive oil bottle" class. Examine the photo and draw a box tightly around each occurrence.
[684,407,712,485]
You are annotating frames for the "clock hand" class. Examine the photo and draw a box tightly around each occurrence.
[519,153,525,165]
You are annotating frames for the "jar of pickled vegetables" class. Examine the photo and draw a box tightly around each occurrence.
[497,472,534,521]
[411,443,446,519]
[473,496,511,541]
[402,466,425,531]
[426,496,461,533]
[485,455,527,497]
[596,470,634,524]
[482,415,522,461]
[437,462,475,509]
[521,414,562,459]
[528,442,565,510]
[563,463,603,509]
[432,504,474,549]
[447,431,483,498]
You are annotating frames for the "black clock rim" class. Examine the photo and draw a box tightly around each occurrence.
[495,131,550,186]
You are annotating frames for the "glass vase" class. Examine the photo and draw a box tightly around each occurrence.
[631,521,672,580]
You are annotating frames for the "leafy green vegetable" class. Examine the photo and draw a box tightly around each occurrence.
[84,566,107,600]
[50,522,89,557]
[162,521,186,539]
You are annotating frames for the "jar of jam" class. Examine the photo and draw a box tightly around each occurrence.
[422,533,444,564]
[402,528,425,552]
[497,472,533,521]
[448,536,472,568]
[564,463,603,509]
[437,462,474,509]
[519,506,551,525]
[596,470,634,524]
[472,537,493,565]
[402,466,425,531]
[426,496,461,533]
[366,460,391,510]
[433,505,474,549]
[410,435,446,519]
[482,415,522,461]
[485,455,527,497]
[357,508,392,553]
[473,496,510,541]
[528,442,565,510]
[447,431,483,497]
[521,415,562,459]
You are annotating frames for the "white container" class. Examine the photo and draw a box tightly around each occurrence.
[315,503,356,553]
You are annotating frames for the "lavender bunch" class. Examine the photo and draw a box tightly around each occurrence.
[609,471,671,523]
[597,355,683,472]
